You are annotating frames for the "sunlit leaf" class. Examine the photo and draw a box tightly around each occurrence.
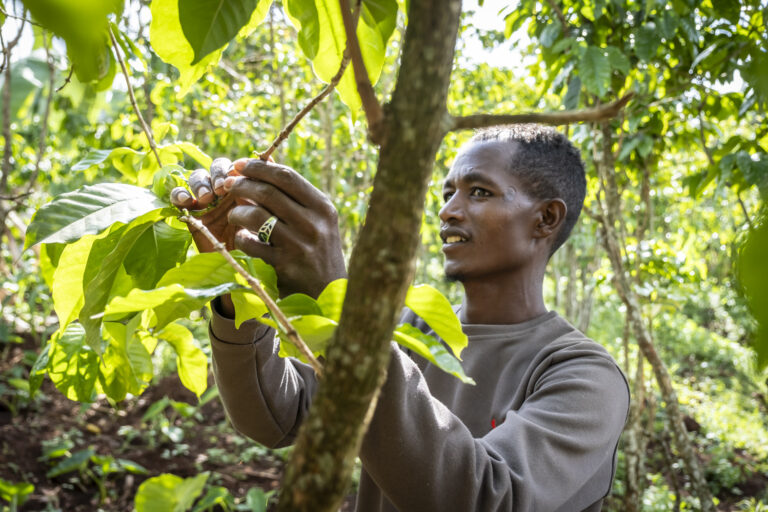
[134,472,209,512]
[157,323,208,398]
[404,284,468,358]
[100,315,152,401]
[393,324,474,384]
[317,278,347,322]
[738,214,768,368]
[47,323,99,402]
[179,0,262,65]
[24,183,172,248]
[124,221,191,290]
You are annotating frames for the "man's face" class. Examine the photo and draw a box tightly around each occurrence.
[439,141,541,282]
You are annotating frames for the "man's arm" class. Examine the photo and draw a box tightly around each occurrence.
[209,298,318,448]
[359,344,629,511]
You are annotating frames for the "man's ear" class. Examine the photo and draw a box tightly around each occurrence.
[533,199,567,239]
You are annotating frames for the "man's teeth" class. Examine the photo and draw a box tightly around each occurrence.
[445,235,466,243]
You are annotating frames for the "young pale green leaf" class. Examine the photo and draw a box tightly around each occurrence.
[157,323,208,398]
[104,283,243,329]
[276,315,338,361]
[179,0,262,65]
[284,0,321,58]
[231,290,269,328]
[152,165,188,200]
[72,149,113,171]
[124,221,191,290]
[51,235,97,330]
[175,142,213,169]
[404,284,467,359]
[579,46,611,97]
[317,278,348,322]
[277,293,324,317]
[47,323,99,402]
[393,324,474,385]
[79,220,156,353]
[134,472,209,512]
[100,316,153,401]
[24,183,172,249]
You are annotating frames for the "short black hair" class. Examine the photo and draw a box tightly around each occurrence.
[469,124,586,255]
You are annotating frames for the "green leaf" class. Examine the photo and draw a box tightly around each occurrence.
[564,76,581,110]
[179,0,262,65]
[51,235,98,330]
[29,342,51,397]
[176,142,213,169]
[277,293,323,317]
[276,315,338,360]
[317,278,347,322]
[25,183,172,249]
[634,24,661,62]
[540,22,561,48]
[157,323,208,398]
[47,323,99,402]
[79,219,157,352]
[134,472,209,512]
[71,149,113,171]
[738,215,768,368]
[100,316,153,401]
[21,1,121,83]
[605,46,630,75]
[404,284,468,358]
[579,46,611,97]
[285,0,397,111]
[104,283,242,329]
[393,324,474,384]
[741,50,768,105]
[231,290,269,328]
[0,478,34,506]
[46,448,96,478]
[124,221,191,290]
[150,0,271,96]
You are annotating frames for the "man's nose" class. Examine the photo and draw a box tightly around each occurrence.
[439,193,465,223]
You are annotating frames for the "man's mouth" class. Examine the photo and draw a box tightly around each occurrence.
[444,235,467,244]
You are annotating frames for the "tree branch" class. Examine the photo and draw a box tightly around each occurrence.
[259,53,351,161]
[339,0,385,141]
[544,0,570,35]
[109,26,162,167]
[56,66,74,92]
[179,214,323,377]
[448,93,633,132]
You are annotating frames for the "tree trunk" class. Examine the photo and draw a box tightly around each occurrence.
[277,2,462,510]
[595,124,715,512]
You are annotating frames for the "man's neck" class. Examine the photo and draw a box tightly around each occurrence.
[458,270,547,325]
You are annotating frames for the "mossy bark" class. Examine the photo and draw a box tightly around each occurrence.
[277,1,462,510]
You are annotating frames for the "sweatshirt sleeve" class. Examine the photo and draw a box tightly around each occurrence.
[208,298,319,448]
[359,344,629,512]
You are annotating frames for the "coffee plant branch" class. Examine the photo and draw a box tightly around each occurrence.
[109,26,163,167]
[179,213,324,376]
[339,0,384,142]
[259,0,362,161]
[447,93,634,132]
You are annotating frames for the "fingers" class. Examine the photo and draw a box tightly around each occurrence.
[235,158,329,211]
[210,157,232,196]
[227,177,308,228]
[229,205,291,245]
[189,168,215,207]
[170,187,195,209]
[234,229,277,265]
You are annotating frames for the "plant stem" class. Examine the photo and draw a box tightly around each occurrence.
[179,214,323,377]
[259,53,351,161]
[448,93,633,131]
[109,26,162,167]
[259,1,362,161]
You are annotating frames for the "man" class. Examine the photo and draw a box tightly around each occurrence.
[172,124,629,511]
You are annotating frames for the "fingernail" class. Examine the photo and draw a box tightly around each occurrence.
[198,186,213,202]
[223,176,237,191]
[177,190,191,202]
[214,178,225,193]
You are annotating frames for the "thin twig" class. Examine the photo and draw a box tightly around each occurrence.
[0,7,42,27]
[544,0,569,35]
[259,1,361,160]
[259,53,351,161]
[339,0,384,140]
[109,26,162,167]
[737,193,755,231]
[179,214,324,376]
[448,93,633,131]
[23,32,55,197]
[56,66,74,92]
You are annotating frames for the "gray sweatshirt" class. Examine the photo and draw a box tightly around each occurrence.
[209,303,629,512]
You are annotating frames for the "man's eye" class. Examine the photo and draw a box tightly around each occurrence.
[443,191,454,202]
[470,187,491,197]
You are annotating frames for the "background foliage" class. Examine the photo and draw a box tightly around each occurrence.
[0,0,766,510]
